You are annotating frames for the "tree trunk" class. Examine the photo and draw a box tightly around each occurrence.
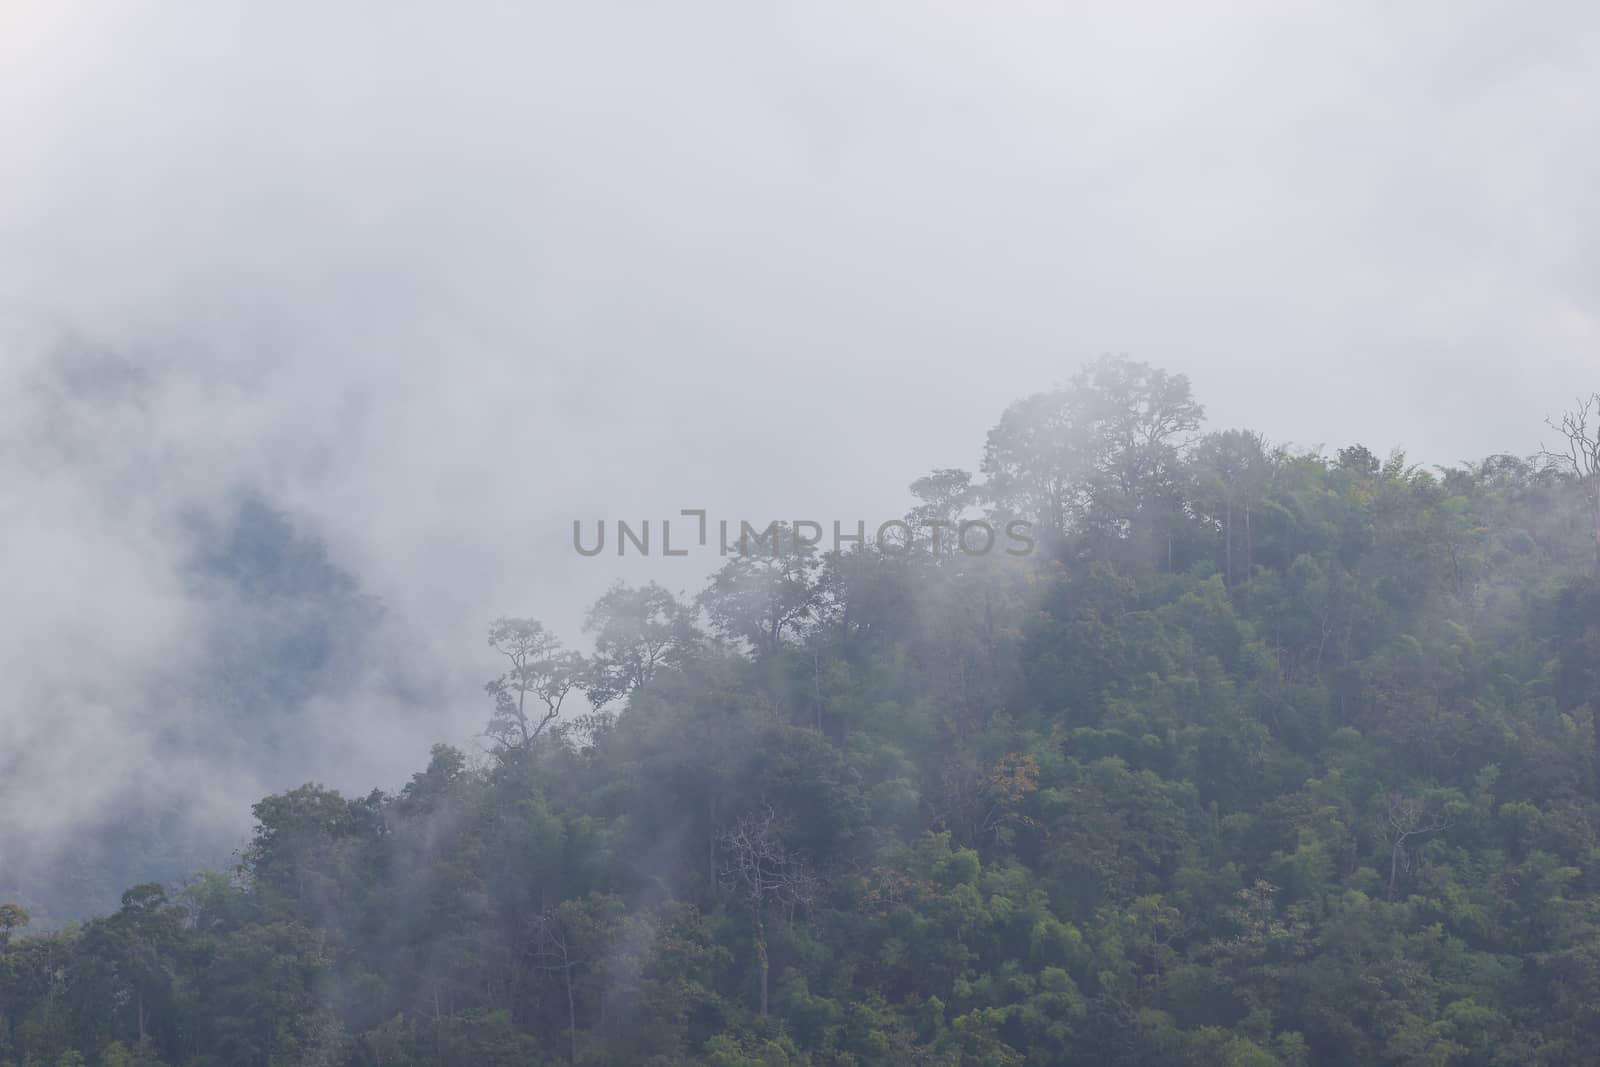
[564,963,577,1064]
[1591,487,1600,576]
[1224,497,1234,587]
[1245,504,1253,579]
[813,651,822,733]
[753,905,769,1016]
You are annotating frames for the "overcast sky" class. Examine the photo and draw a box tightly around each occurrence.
[1,2,1597,866]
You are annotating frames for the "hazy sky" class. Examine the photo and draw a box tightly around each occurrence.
[2,3,1597,866]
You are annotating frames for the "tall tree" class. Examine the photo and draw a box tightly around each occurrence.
[1192,429,1275,586]
[908,468,978,555]
[583,582,695,707]
[697,524,823,656]
[720,807,816,1016]
[1542,393,1600,572]
[484,618,587,753]
[982,355,1203,543]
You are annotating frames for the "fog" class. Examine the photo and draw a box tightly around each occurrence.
[2,1,1596,911]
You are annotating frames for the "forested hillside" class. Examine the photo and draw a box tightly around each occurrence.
[0,474,445,924]
[5,359,1600,1066]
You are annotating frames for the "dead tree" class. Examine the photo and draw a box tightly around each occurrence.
[1541,393,1600,573]
[720,806,817,1016]
[1378,793,1453,901]
[528,906,580,1065]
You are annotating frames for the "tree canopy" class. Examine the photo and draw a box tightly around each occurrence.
[5,359,1600,1066]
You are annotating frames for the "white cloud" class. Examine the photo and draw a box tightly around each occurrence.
[0,0,1595,904]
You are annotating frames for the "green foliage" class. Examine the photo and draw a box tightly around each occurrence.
[5,367,1600,1064]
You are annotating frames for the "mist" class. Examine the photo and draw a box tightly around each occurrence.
[2,1,1597,914]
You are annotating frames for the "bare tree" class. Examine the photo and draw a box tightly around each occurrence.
[1541,393,1600,573]
[528,906,580,1065]
[1377,793,1453,901]
[484,618,587,753]
[720,806,817,1015]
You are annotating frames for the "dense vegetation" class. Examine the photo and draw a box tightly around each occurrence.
[5,360,1600,1066]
